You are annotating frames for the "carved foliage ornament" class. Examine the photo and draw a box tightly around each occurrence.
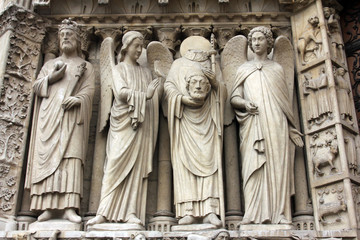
[0,5,48,43]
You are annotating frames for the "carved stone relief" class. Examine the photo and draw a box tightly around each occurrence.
[351,183,360,227]
[0,6,47,221]
[316,183,349,229]
[343,130,359,176]
[333,67,354,126]
[309,129,340,178]
[302,67,334,130]
[323,7,345,64]
[297,15,322,66]
[292,3,326,70]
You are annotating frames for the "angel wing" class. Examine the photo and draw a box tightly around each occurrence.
[221,35,248,125]
[273,36,295,104]
[273,36,298,197]
[98,37,115,132]
[147,41,173,116]
[146,41,173,79]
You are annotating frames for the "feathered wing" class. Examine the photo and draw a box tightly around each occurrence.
[98,37,115,132]
[273,36,295,104]
[147,41,173,116]
[221,35,248,125]
[273,35,297,196]
[146,41,173,79]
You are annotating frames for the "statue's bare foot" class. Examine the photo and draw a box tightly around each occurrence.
[64,208,81,223]
[203,213,222,227]
[38,210,53,222]
[239,218,251,224]
[279,216,291,224]
[178,215,196,225]
[127,214,142,225]
[86,215,106,226]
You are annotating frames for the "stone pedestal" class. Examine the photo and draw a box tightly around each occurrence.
[148,216,177,232]
[87,223,144,231]
[171,224,219,232]
[29,220,82,231]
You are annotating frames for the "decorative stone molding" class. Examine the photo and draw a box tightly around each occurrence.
[0,4,47,230]
[213,26,240,51]
[155,27,181,54]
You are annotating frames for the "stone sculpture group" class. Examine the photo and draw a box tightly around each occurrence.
[27,20,304,230]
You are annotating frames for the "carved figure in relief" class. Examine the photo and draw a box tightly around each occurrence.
[334,67,353,124]
[87,31,167,226]
[317,186,346,224]
[316,68,333,121]
[303,73,320,126]
[297,16,322,65]
[324,7,344,62]
[25,19,95,223]
[344,137,357,175]
[226,26,303,224]
[164,36,226,227]
[310,131,338,176]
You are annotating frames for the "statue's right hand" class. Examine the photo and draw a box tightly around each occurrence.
[181,96,204,108]
[49,63,67,84]
[146,79,160,100]
[245,101,258,115]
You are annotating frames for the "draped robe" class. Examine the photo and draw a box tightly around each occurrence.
[165,52,226,218]
[96,62,159,224]
[231,60,296,224]
[26,56,95,210]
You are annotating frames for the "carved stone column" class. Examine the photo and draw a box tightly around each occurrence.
[0,4,47,230]
[291,0,359,237]
[147,27,180,232]
[148,114,177,232]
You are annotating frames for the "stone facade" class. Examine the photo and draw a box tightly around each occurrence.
[0,0,358,239]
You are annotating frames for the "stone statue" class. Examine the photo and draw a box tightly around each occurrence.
[87,31,163,227]
[25,19,95,223]
[334,67,353,124]
[164,36,227,227]
[228,26,303,224]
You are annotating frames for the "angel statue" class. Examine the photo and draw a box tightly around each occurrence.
[87,31,172,227]
[224,26,304,224]
[164,36,227,228]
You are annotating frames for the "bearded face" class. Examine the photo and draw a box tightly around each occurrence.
[59,29,78,54]
[187,75,211,102]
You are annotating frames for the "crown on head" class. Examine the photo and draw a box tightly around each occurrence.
[59,18,80,35]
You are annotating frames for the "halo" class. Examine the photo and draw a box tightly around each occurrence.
[180,36,211,57]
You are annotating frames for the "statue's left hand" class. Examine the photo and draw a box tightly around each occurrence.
[62,96,81,110]
[289,128,304,147]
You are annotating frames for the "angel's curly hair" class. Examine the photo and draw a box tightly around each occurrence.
[248,26,274,55]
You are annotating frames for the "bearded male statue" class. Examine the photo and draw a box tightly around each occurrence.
[25,19,95,223]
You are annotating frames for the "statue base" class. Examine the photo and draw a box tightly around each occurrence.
[29,219,82,231]
[240,224,295,231]
[172,224,218,232]
[87,223,144,231]
[148,216,177,231]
